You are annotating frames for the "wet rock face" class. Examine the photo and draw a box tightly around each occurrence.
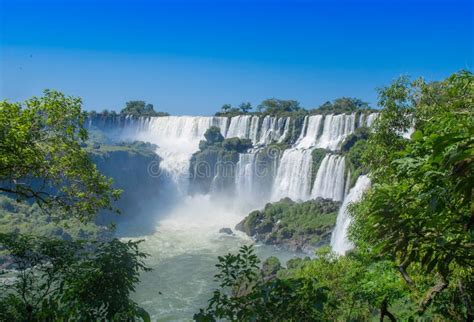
[235,198,340,253]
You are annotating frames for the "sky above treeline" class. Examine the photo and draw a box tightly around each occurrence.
[0,0,472,115]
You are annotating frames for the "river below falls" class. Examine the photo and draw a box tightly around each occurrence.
[120,194,303,321]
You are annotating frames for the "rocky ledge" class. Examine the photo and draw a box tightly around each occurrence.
[235,198,340,253]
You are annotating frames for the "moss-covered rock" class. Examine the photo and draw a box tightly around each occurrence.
[310,148,328,186]
[236,198,341,253]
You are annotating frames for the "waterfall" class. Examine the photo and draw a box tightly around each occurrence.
[235,153,257,204]
[225,115,252,139]
[316,113,356,150]
[331,175,371,255]
[249,116,260,144]
[295,115,324,149]
[365,113,378,128]
[311,154,346,202]
[224,115,289,145]
[125,116,227,193]
[88,112,379,211]
[258,116,290,145]
[271,149,313,201]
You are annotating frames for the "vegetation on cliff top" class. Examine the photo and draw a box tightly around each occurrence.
[216,97,376,117]
[89,100,169,117]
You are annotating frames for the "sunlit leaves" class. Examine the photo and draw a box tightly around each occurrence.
[0,90,121,221]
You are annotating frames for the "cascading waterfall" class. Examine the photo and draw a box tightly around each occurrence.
[311,154,346,202]
[271,149,313,201]
[224,115,289,145]
[249,116,260,144]
[330,175,371,255]
[235,153,257,204]
[123,116,227,193]
[295,115,324,149]
[88,112,377,204]
[316,113,356,150]
[225,115,252,139]
[258,116,290,145]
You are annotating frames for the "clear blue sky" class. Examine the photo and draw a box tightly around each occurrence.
[1,0,472,115]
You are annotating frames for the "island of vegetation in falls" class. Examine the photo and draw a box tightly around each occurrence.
[235,197,340,253]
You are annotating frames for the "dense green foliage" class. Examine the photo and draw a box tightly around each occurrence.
[236,198,339,252]
[215,97,374,118]
[0,91,151,320]
[0,234,150,321]
[340,126,371,188]
[194,245,327,321]
[0,90,121,222]
[120,100,169,117]
[313,97,371,114]
[257,98,301,114]
[350,70,473,317]
[199,71,473,321]
[0,195,110,242]
[216,102,253,116]
[278,247,409,321]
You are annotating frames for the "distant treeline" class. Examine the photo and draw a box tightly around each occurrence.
[89,100,170,117]
[88,97,377,118]
[215,97,377,117]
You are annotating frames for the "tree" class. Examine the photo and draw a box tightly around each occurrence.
[239,102,252,113]
[194,245,327,321]
[350,71,473,318]
[0,90,151,320]
[0,234,150,321]
[203,126,224,144]
[220,104,232,113]
[0,90,121,221]
[316,97,369,114]
[121,100,168,117]
[257,99,301,114]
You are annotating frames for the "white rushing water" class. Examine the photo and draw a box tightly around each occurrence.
[331,175,371,255]
[124,116,227,193]
[225,115,252,139]
[311,154,346,202]
[271,148,313,201]
[316,113,356,150]
[235,153,257,205]
[258,116,290,145]
[295,115,324,149]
